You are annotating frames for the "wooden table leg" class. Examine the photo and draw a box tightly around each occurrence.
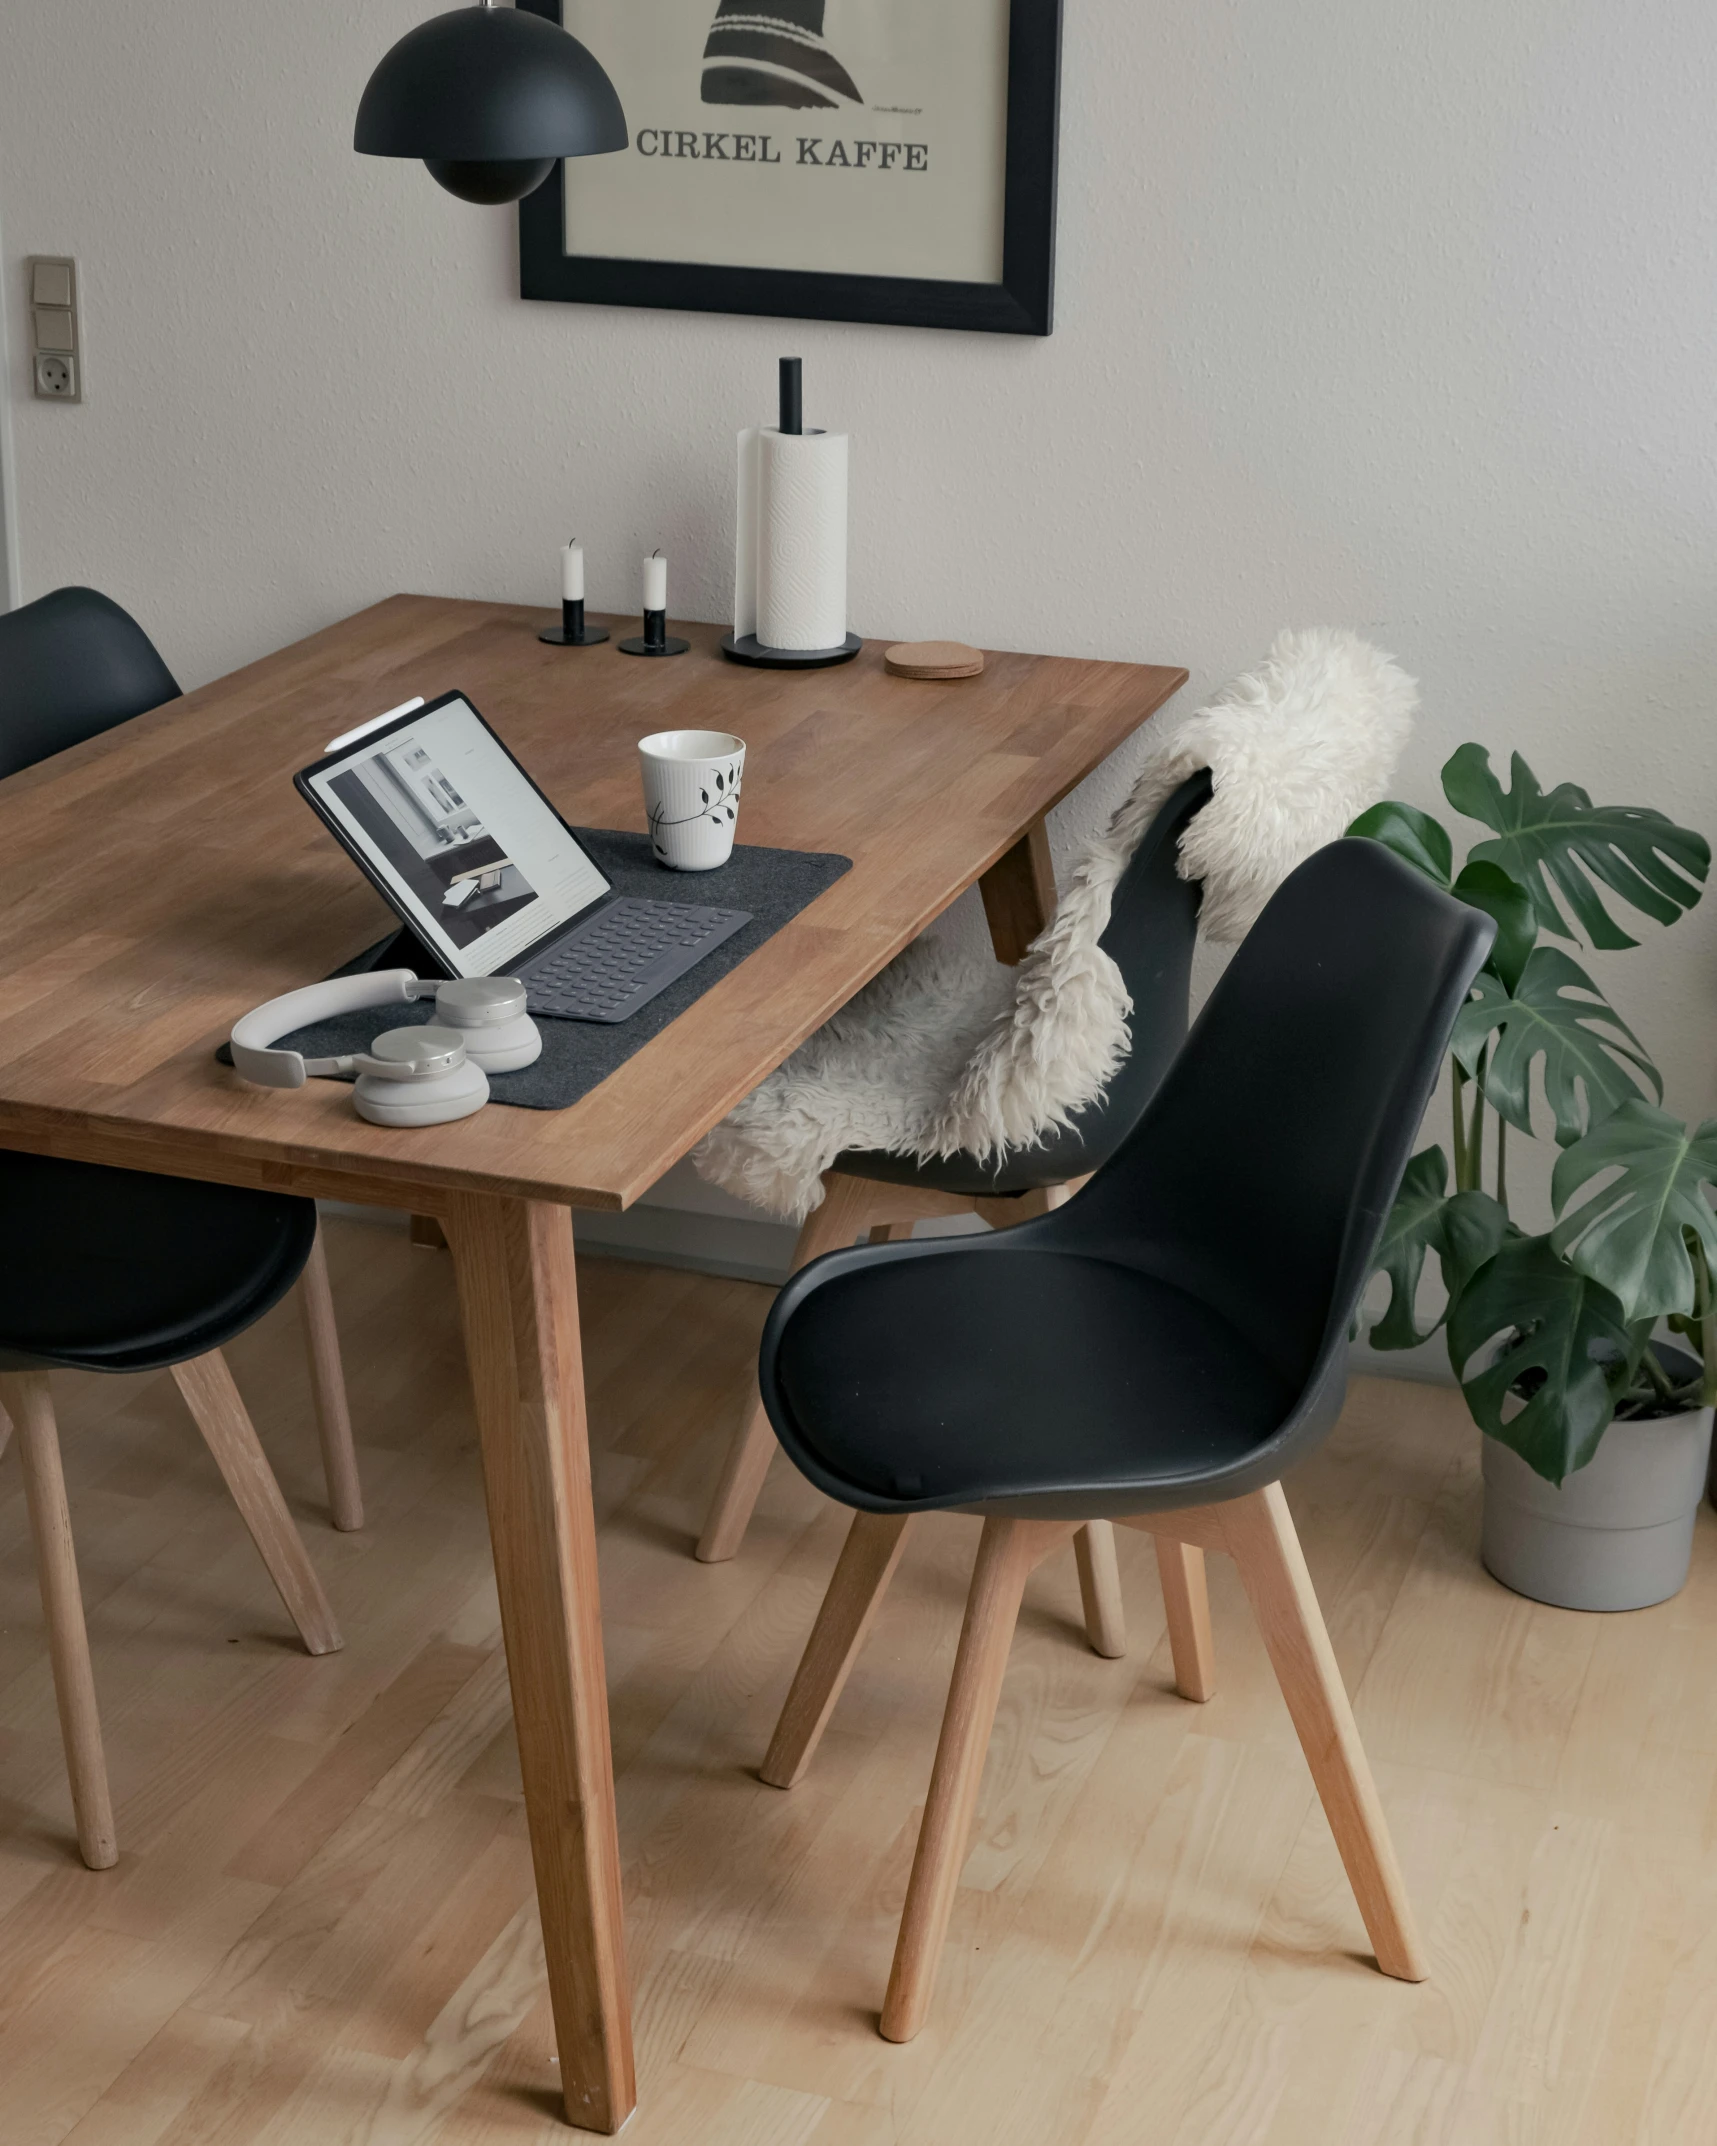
[978,818,1057,964]
[446,1193,634,2134]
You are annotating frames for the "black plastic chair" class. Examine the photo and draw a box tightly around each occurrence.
[752,839,1493,2041]
[0,586,357,1529]
[0,585,182,779]
[0,589,360,1868]
[0,1157,347,1868]
[696,770,1213,1570]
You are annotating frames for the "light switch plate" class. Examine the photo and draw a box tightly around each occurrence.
[26,257,81,402]
[31,259,72,309]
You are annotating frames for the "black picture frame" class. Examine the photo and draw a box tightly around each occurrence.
[518,0,1061,335]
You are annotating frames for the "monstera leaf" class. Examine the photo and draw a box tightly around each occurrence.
[1346,802,1453,887]
[1443,744,1709,950]
[1439,1188,1515,1298]
[1550,1100,1717,1323]
[1450,861,1536,992]
[1448,1235,1639,1484]
[1368,1147,1450,1349]
[1452,947,1659,1146]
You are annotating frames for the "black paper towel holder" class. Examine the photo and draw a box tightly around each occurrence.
[720,631,863,668]
[723,357,861,670]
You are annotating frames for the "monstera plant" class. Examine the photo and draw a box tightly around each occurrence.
[1350,746,1713,1485]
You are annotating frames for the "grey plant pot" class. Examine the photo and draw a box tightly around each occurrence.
[1482,1406,1715,1612]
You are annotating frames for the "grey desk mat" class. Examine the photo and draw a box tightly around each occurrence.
[247,829,850,1113]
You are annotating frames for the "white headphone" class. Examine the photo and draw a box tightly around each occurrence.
[230,970,542,1127]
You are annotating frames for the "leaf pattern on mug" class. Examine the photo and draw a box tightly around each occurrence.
[649,756,744,850]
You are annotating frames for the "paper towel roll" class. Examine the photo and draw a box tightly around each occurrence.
[734,427,761,640]
[733,426,849,652]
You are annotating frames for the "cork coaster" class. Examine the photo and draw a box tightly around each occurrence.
[885,639,986,680]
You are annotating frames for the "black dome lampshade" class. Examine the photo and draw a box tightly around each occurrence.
[355,0,628,205]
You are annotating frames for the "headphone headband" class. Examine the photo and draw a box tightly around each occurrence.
[229,969,424,1088]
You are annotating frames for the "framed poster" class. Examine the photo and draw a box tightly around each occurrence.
[518,0,1060,335]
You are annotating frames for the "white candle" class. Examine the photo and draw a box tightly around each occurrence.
[643,551,667,614]
[561,539,584,603]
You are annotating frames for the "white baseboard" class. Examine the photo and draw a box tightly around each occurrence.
[318,1172,983,1290]
[320,1193,1452,1383]
[571,1203,799,1285]
[1349,1336,1457,1387]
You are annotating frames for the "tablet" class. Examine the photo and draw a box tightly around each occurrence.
[296,690,611,978]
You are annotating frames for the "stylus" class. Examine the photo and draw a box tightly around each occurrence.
[325,696,427,754]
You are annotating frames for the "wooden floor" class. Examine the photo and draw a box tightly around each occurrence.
[2,1218,1715,2145]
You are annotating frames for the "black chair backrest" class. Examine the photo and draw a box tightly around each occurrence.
[1090,767,1212,1116]
[1008,768,1211,1183]
[1055,838,1492,1398]
[0,586,180,778]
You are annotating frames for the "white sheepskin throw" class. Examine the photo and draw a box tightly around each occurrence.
[694,628,1416,1221]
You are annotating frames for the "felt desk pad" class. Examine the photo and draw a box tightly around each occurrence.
[230,829,851,1113]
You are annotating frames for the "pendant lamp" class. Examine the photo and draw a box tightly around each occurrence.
[355,0,628,205]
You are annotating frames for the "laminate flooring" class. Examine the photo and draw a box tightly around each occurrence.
[1,1216,1713,2145]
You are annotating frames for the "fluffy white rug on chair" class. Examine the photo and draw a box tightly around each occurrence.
[695,628,1417,1221]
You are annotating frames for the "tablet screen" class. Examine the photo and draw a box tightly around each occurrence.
[301,694,609,976]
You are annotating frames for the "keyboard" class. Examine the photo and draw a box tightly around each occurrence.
[521,897,752,1023]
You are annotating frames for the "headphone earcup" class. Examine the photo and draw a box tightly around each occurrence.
[353,1059,490,1127]
[454,1013,542,1073]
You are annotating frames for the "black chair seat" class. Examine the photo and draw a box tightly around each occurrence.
[833,1082,1123,1197]
[0,1152,316,1373]
[830,1142,1080,1201]
[771,1243,1305,1515]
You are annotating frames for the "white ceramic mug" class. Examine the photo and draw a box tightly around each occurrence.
[639,729,746,871]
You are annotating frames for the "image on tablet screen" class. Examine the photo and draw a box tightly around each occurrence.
[326,741,539,951]
[305,696,611,974]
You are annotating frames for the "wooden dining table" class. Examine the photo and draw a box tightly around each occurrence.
[0,595,1184,2130]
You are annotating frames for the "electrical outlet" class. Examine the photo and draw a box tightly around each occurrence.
[34,352,77,400]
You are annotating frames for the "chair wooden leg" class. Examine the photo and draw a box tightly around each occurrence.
[880,1516,1073,2042]
[695,1173,891,1563]
[973,1188,1052,1226]
[974,1175,1089,1230]
[761,1512,914,1789]
[1073,1521,1127,1658]
[1155,1536,1215,1701]
[297,1220,364,1532]
[1224,1483,1427,1982]
[170,1352,343,1657]
[0,1372,118,1870]
[695,1395,780,1566]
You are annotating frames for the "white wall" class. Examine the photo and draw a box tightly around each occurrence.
[4,1,1716,1252]
[0,198,19,610]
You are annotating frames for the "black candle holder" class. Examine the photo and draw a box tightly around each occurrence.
[619,608,690,658]
[538,598,609,647]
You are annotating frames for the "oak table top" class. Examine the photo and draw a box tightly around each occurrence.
[0,594,1184,2132]
[0,596,1185,1214]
